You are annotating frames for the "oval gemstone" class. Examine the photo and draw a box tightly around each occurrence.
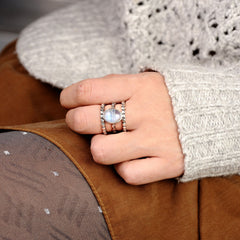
[103,108,122,124]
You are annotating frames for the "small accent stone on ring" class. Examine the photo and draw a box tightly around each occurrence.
[103,108,122,124]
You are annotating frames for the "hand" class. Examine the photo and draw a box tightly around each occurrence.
[60,72,184,185]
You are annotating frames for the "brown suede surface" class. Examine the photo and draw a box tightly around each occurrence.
[0,41,66,126]
[1,42,240,239]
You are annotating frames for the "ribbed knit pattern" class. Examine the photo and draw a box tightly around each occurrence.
[155,65,240,182]
[16,0,240,182]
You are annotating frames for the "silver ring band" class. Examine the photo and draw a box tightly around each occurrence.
[121,101,127,132]
[100,101,127,134]
[100,103,107,135]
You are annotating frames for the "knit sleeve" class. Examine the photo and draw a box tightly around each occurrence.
[149,64,240,182]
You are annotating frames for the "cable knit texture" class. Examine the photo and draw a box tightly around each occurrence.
[16,0,240,182]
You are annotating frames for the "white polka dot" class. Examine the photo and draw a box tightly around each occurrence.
[98,206,103,213]
[3,151,10,155]
[44,208,50,215]
[51,171,59,177]
[22,132,28,135]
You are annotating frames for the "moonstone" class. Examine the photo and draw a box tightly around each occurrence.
[103,108,122,124]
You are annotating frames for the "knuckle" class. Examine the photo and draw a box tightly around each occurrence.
[59,90,66,107]
[90,138,106,164]
[76,80,93,101]
[117,163,140,185]
[66,110,87,132]
[65,110,77,129]
[140,71,164,86]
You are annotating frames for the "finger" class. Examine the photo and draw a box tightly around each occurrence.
[60,74,137,108]
[114,157,184,185]
[66,102,135,134]
[91,132,147,164]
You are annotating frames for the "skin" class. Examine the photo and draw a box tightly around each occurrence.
[60,72,184,185]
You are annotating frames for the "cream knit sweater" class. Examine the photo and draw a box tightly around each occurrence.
[16,0,240,182]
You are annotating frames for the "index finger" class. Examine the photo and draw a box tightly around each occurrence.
[60,74,137,109]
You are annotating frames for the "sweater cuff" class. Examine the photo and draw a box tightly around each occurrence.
[149,65,240,182]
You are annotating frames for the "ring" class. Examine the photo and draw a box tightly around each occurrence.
[100,101,127,134]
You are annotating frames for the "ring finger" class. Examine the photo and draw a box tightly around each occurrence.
[65,100,138,134]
